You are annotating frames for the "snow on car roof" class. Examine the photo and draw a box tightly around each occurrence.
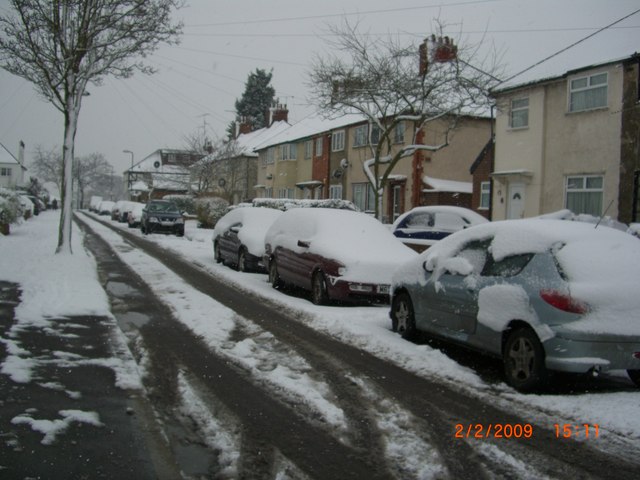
[214,207,283,257]
[396,219,640,335]
[266,208,416,281]
[392,205,489,229]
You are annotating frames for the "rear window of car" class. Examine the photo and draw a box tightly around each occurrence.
[404,212,434,228]
[481,253,534,278]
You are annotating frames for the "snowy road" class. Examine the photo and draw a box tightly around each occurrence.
[76,211,640,479]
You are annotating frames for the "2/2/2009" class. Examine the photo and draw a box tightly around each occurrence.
[455,423,534,439]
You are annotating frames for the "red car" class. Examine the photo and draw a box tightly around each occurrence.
[264,208,416,305]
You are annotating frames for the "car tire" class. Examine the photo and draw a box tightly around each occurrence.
[269,258,282,289]
[176,228,184,237]
[503,327,548,392]
[391,292,417,341]
[141,224,147,235]
[311,271,328,305]
[214,241,223,264]
[627,370,640,388]
[237,249,247,272]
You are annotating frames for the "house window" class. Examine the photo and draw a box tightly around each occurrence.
[394,122,406,144]
[278,188,295,199]
[264,147,275,165]
[329,185,343,199]
[352,182,375,212]
[280,143,296,161]
[569,72,608,112]
[304,140,312,160]
[509,97,529,128]
[370,125,380,145]
[315,138,323,157]
[0,167,12,176]
[331,130,345,152]
[565,175,603,216]
[265,187,273,198]
[353,125,367,147]
[479,181,491,209]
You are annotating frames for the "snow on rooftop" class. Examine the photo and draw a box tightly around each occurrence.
[0,142,19,165]
[494,26,639,92]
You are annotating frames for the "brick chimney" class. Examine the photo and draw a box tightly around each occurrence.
[271,104,288,124]
[238,116,252,136]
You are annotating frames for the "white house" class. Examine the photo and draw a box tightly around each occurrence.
[0,141,27,189]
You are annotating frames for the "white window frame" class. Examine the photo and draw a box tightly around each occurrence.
[329,184,343,199]
[280,143,296,161]
[479,181,491,210]
[304,140,312,160]
[569,72,608,112]
[331,130,345,152]
[315,138,323,157]
[353,125,367,147]
[264,147,275,165]
[0,167,12,177]
[509,97,529,129]
[565,174,604,216]
[352,182,375,212]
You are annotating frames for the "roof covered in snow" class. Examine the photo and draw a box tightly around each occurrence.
[493,27,639,93]
[0,142,20,166]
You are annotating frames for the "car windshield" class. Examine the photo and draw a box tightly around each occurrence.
[149,202,179,213]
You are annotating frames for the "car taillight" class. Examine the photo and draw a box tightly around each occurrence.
[540,289,589,314]
[633,352,640,360]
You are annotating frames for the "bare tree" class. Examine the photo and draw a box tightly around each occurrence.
[31,145,63,195]
[0,0,183,253]
[74,152,114,208]
[308,20,502,220]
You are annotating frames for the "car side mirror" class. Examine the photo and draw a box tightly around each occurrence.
[297,240,310,248]
[423,260,434,273]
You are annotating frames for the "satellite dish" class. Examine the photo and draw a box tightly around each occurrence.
[153,161,160,169]
[332,169,343,179]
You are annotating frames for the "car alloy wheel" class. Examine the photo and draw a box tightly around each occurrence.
[311,271,328,305]
[503,327,547,392]
[391,292,417,340]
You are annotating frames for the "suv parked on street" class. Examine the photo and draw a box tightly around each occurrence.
[141,200,184,236]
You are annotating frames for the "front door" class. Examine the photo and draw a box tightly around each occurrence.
[507,183,525,219]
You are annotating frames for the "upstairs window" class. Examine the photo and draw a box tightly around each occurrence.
[280,143,296,161]
[331,130,345,152]
[353,125,367,147]
[264,147,275,165]
[479,181,491,209]
[315,138,323,157]
[509,97,529,128]
[569,72,607,112]
[394,122,406,144]
[304,140,312,160]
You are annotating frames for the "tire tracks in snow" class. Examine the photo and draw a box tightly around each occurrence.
[77,213,640,479]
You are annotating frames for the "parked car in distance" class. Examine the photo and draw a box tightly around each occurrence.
[213,207,283,272]
[265,208,416,305]
[111,200,136,222]
[127,202,145,229]
[391,206,489,252]
[390,219,640,392]
[97,200,115,216]
[140,199,184,236]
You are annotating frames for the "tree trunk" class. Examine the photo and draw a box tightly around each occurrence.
[57,98,80,254]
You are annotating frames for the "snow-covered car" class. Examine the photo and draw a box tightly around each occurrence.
[213,207,283,272]
[97,200,115,216]
[264,208,417,305]
[127,202,145,229]
[390,219,640,392]
[391,206,489,252]
[111,200,135,222]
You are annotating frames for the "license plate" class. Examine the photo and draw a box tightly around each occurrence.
[161,221,174,226]
[378,285,390,294]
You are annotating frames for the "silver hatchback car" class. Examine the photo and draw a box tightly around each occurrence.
[390,219,640,392]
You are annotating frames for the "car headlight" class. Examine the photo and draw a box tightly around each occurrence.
[149,216,159,223]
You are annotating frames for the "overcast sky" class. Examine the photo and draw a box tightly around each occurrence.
[0,0,638,176]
